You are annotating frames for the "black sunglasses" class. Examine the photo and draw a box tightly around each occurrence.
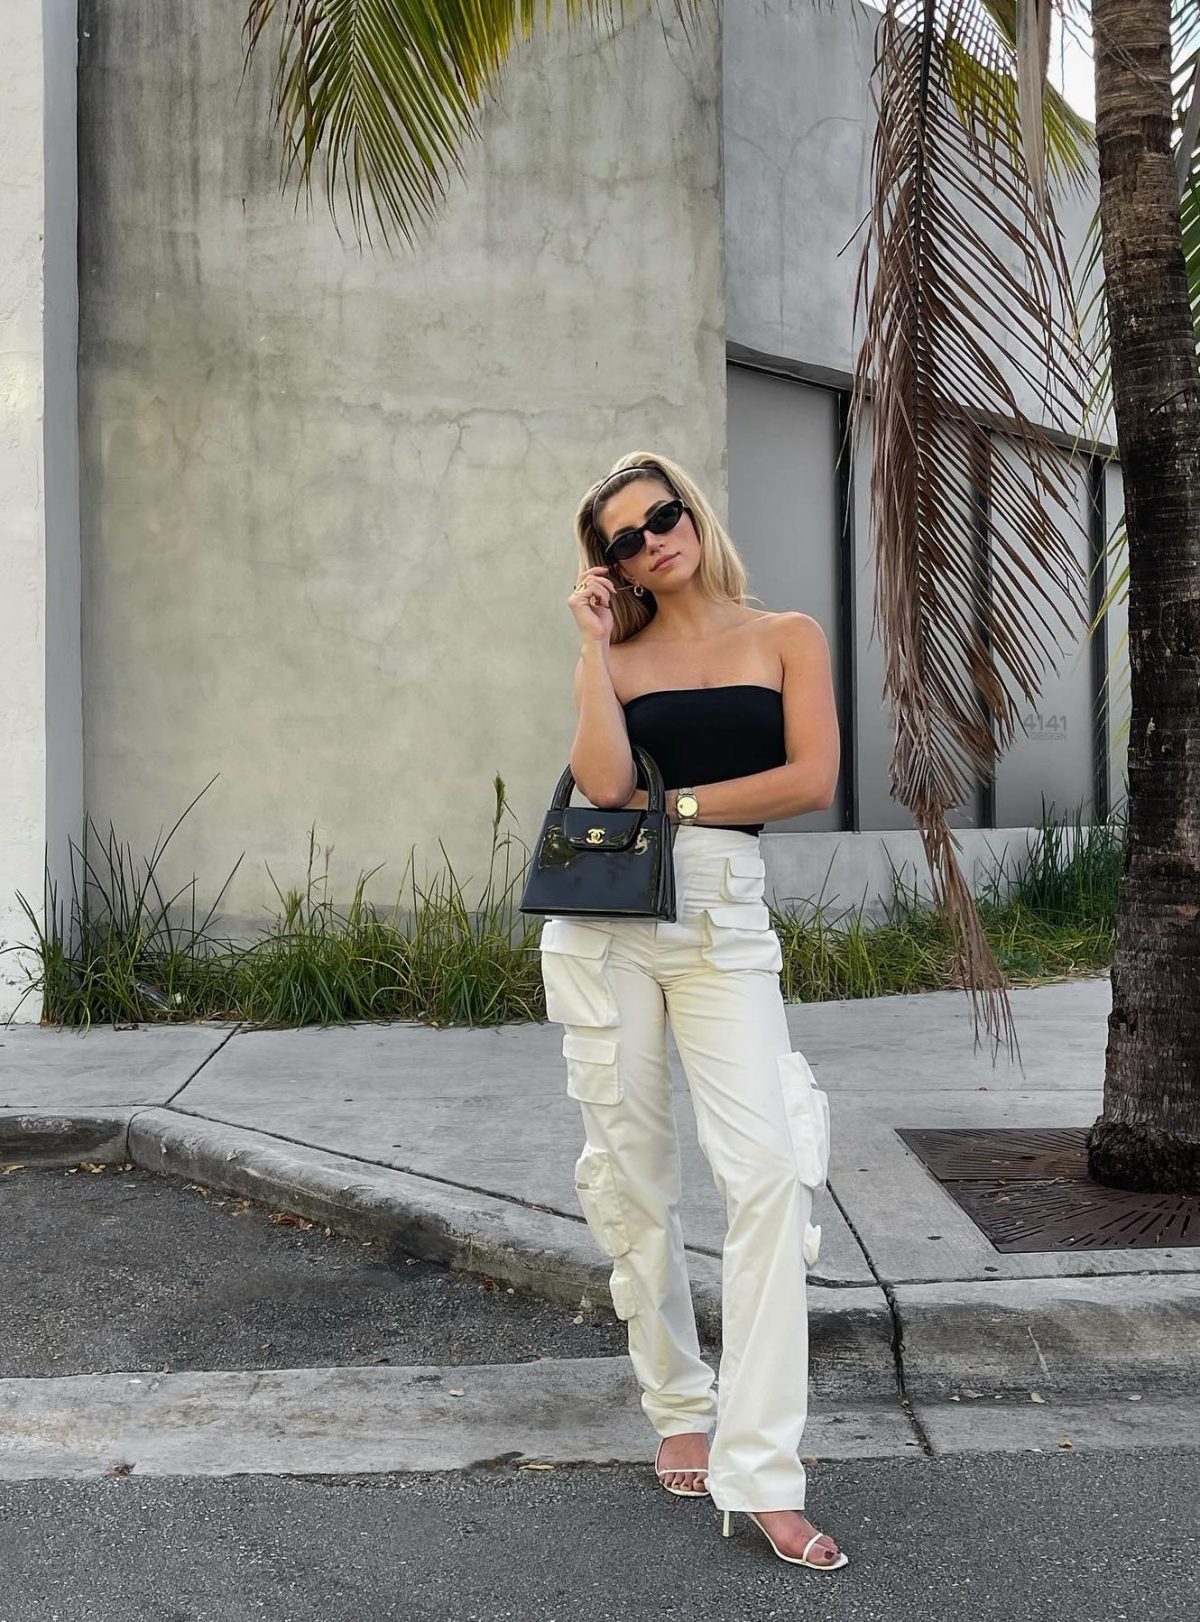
[602,497,690,563]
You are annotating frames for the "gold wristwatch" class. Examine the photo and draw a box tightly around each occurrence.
[674,786,700,824]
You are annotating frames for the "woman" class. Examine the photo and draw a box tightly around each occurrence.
[538,451,847,1571]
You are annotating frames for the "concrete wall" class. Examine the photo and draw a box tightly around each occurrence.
[77,3,723,932]
[0,0,81,1023]
[43,0,84,979]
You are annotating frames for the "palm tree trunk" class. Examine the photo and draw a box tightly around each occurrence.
[1086,0,1200,1192]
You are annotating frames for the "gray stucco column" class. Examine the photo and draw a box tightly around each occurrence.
[0,0,82,1024]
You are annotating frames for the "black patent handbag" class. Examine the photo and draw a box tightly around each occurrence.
[518,745,677,921]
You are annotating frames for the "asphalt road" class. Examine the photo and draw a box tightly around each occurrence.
[2,1163,1196,1622]
[1,1448,1194,1622]
[0,1163,632,1377]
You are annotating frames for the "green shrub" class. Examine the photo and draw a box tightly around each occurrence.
[5,780,1123,1029]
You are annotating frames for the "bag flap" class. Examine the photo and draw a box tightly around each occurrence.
[562,807,642,851]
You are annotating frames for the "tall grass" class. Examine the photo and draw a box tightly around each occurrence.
[5,775,545,1031]
[5,782,1124,1030]
[777,795,1125,1003]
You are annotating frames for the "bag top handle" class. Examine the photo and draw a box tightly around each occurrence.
[549,745,665,815]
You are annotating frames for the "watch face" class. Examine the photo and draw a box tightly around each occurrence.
[677,794,698,815]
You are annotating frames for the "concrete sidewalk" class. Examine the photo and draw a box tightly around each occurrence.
[4,973,1197,1401]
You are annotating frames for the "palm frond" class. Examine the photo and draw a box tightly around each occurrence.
[953,0,1095,204]
[850,0,1100,1060]
[243,0,707,248]
[1173,0,1200,191]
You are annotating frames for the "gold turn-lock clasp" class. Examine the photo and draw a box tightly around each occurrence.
[582,827,650,850]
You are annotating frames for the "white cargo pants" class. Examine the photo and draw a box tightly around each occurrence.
[538,823,831,1513]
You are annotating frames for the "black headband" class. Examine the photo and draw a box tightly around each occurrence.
[590,463,673,526]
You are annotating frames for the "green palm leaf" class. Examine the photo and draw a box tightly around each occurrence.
[243,0,707,246]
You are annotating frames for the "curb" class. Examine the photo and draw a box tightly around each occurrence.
[8,1110,1200,1402]
[125,1108,897,1403]
[2,1107,897,1402]
[894,1274,1200,1399]
[0,1110,133,1166]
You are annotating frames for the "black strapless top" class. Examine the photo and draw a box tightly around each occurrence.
[621,683,786,836]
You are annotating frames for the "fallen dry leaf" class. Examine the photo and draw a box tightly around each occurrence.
[518,1462,556,1470]
[1030,1392,1046,1404]
[1058,1438,1074,1449]
[1,1164,26,1175]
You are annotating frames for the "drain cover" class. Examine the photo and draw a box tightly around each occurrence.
[896,1127,1200,1253]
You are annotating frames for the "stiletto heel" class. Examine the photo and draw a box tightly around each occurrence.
[718,1508,849,1570]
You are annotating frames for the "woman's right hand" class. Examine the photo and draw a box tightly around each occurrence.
[568,564,618,645]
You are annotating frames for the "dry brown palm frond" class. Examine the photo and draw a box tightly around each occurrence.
[850,0,1100,1062]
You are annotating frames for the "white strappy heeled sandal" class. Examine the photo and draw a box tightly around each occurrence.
[654,1436,710,1496]
[721,1508,849,1570]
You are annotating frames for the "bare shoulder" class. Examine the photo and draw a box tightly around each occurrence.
[763,609,831,663]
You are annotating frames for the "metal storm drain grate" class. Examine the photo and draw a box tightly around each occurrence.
[896,1126,1200,1253]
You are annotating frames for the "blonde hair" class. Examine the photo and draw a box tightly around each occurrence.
[574,451,751,646]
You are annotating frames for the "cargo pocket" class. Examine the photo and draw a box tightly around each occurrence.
[719,852,767,903]
[776,1049,831,1190]
[608,1260,640,1321]
[573,1143,632,1258]
[700,902,783,974]
[539,918,618,1027]
[562,1031,622,1104]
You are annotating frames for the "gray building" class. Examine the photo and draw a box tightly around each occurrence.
[1,1,1125,1022]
